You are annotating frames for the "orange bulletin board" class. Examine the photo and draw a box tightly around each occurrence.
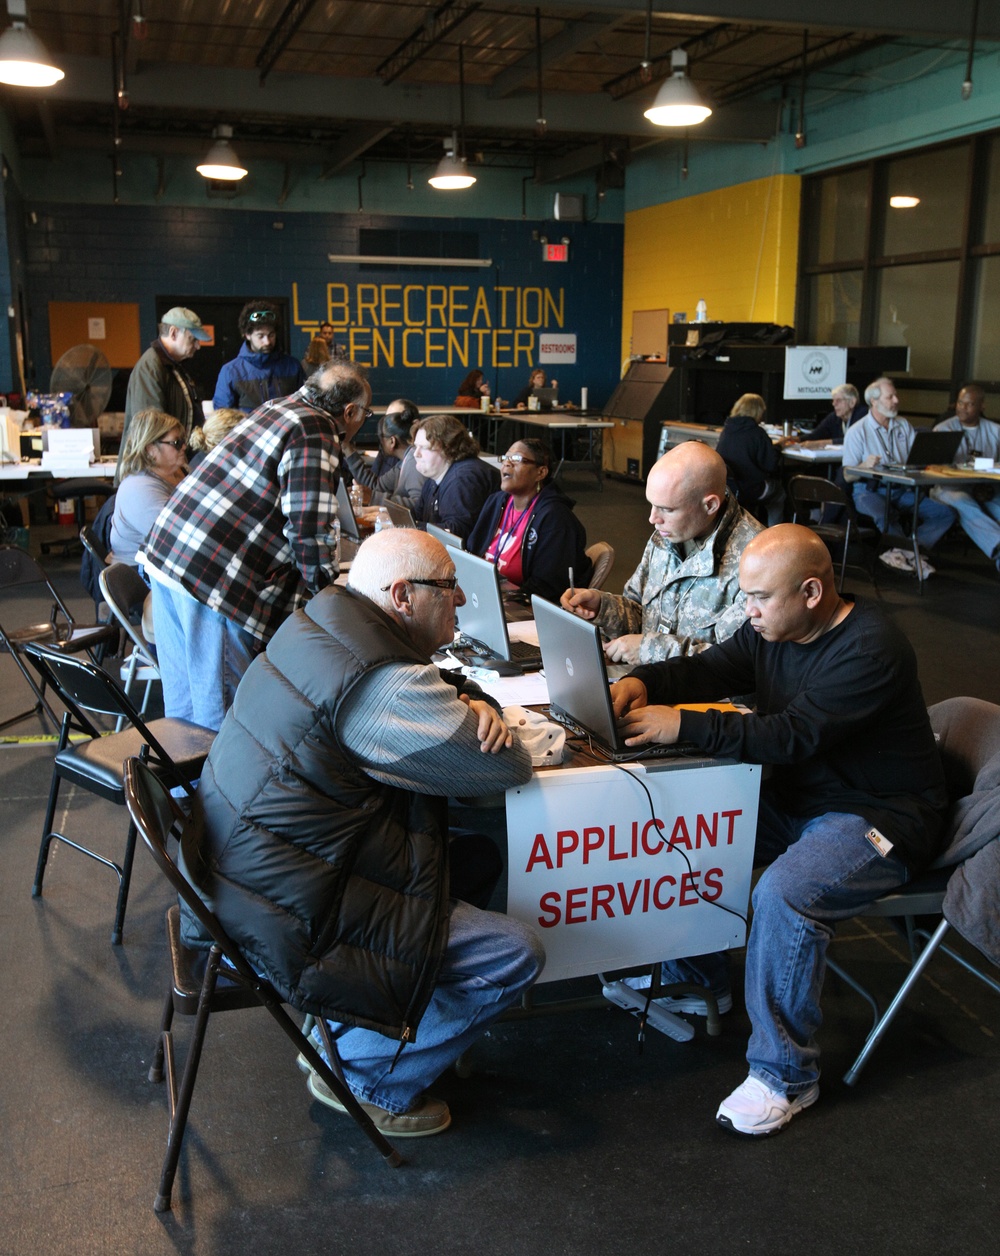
[48,301,142,369]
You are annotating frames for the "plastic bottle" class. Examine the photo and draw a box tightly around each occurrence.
[349,481,364,512]
[374,506,393,533]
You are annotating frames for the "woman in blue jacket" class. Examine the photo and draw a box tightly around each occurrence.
[467,438,592,603]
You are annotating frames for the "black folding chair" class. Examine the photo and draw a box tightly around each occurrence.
[0,545,120,730]
[122,756,402,1212]
[788,474,878,592]
[25,643,216,944]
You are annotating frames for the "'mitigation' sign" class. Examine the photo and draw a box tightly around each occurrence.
[505,760,760,983]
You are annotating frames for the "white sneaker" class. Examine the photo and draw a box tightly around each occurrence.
[879,547,912,571]
[622,974,733,1016]
[716,1074,819,1136]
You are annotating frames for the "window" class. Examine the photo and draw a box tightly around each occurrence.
[798,133,1000,411]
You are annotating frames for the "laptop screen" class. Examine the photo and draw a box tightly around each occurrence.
[384,500,416,529]
[451,547,513,661]
[336,477,361,542]
[532,596,623,753]
[427,522,464,550]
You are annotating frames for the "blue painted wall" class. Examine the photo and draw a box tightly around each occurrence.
[22,201,623,408]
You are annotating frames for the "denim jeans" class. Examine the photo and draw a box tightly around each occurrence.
[150,580,258,731]
[851,482,956,550]
[318,901,544,1113]
[931,486,1000,566]
[659,794,909,1095]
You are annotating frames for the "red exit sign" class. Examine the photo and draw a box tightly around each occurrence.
[543,242,569,262]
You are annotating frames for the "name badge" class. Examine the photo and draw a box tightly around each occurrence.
[865,827,894,858]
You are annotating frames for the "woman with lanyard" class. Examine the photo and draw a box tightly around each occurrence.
[467,438,592,604]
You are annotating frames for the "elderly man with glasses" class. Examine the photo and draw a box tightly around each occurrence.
[144,360,372,729]
[185,528,543,1138]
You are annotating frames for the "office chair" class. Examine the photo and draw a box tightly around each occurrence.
[585,541,615,590]
[0,545,120,731]
[787,474,880,592]
[25,643,216,945]
[122,756,402,1212]
[827,696,1000,1084]
[99,563,161,725]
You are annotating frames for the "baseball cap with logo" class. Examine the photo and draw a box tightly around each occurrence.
[160,307,211,342]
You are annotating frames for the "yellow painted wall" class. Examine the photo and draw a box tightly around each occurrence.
[621,174,801,363]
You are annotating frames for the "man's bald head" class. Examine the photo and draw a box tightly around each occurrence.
[739,524,843,644]
[645,441,729,544]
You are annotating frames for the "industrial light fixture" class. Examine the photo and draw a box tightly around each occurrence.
[644,48,712,127]
[429,134,476,190]
[0,0,64,88]
[889,195,920,209]
[196,125,248,181]
[429,42,476,190]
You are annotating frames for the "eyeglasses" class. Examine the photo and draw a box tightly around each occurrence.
[156,438,186,450]
[498,453,540,466]
[380,576,458,592]
[247,310,276,323]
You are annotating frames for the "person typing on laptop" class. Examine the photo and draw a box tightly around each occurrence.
[842,377,956,574]
[609,524,947,1137]
[560,442,761,665]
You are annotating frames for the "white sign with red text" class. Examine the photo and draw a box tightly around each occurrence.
[538,333,577,363]
[505,760,760,982]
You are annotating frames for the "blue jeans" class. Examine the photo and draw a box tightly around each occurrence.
[318,902,544,1113]
[659,795,909,1095]
[852,482,956,550]
[931,486,1000,566]
[150,580,258,731]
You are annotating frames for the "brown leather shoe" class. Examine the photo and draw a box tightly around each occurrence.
[306,1072,452,1137]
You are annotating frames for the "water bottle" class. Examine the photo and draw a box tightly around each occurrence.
[349,481,363,512]
[374,506,393,533]
[328,518,341,566]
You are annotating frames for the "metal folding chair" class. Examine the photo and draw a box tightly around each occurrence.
[0,545,119,730]
[123,756,402,1212]
[25,643,216,944]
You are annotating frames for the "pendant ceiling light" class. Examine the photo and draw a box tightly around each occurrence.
[0,0,64,88]
[429,135,476,190]
[429,42,476,190]
[644,48,712,127]
[196,125,248,181]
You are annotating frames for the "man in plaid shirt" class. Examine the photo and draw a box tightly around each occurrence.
[144,360,372,729]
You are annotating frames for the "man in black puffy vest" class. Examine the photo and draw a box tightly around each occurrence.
[186,528,544,1138]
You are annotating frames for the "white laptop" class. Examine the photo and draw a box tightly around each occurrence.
[427,522,464,550]
[531,596,692,761]
[450,548,542,674]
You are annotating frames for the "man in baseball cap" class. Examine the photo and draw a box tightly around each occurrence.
[120,306,211,469]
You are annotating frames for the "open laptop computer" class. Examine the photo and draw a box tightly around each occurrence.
[882,429,963,471]
[532,595,693,762]
[335,477,362,566]
[533,386,558,411]
[427,522,464,550]
[450,548,542,674]
[336,476,361,543]
[384,499,417,528]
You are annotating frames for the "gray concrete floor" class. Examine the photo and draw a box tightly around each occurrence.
[1,482,999,1254]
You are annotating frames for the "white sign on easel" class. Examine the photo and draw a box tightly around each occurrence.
[784,345,848,400]
[505,760,759,983]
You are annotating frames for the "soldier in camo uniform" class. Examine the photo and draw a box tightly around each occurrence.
[561,441,763,666]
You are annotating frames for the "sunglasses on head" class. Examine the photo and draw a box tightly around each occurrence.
[247,310,276,323]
